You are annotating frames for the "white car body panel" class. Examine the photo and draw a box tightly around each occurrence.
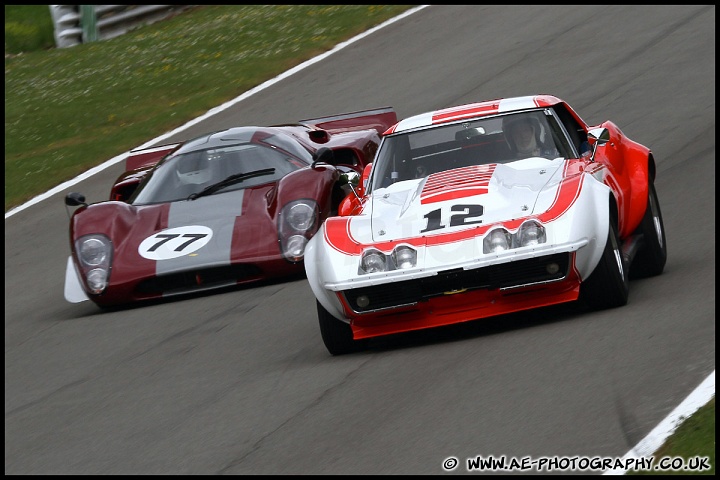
[64,256,90,303]
[305,158,612,322]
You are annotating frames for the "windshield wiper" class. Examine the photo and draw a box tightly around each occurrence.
[187,168,276,201]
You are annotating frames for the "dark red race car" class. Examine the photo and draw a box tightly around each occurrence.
[63,107,397,308]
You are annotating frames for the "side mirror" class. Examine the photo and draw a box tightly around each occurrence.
[337,169,360,203]
[65,192,87,207]
[337,170,360,189]
[587,127,610,145]
[311,147,336,169]
[337,163,371,217]
[587,127,610,162]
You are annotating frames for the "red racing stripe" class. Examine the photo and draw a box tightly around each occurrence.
[324,165,585,256]
[432,101,500,124]
[421,165,495,204]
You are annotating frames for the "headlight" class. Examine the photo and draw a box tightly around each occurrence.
[518,220,546,247]
[483,221,547,254]
[86,268,109,293]
[278,199,318,262]
[483,228,511,253]
[359,245,417,274]
[360,249,387,274]
[392,245,417,270]
[75,234,112,294]
[79,236,109,266]
[285,201,316,231]
[283,235,308,262]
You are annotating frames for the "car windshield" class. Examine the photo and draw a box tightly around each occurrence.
[369,110,574,192]
[131,142,305,204]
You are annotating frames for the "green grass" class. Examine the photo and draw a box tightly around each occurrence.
[4,5,415,212]
[630,396,715,475]
[3,7,715,474]
[4,5,56,53]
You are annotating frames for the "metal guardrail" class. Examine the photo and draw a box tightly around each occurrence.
[49,5,194,48]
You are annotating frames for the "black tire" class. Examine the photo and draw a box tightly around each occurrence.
[631,182,667,278]
[317,300,364,355]
[580,218,629,310]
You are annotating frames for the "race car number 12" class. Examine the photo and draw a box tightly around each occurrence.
[420,204,484,233]
[138,225,213,260]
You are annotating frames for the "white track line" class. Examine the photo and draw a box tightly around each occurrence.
[603,370,715,475]
[4,5,429,220]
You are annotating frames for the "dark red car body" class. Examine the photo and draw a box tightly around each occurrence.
[64,107,397,308]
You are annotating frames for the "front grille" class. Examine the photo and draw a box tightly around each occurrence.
[135,264,262,295]
[343,253,570,313]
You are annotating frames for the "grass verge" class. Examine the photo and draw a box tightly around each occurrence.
[630,396,714,475]
[5,5,414,211]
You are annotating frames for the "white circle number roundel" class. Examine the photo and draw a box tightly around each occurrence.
[138,225,213,260]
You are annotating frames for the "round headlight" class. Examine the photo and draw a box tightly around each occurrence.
[283,235,308,262]
[392,245,417,269]
[360,249,387,273]
[80,237,109,266]
[86,268,108,294]
[74,234,112,295]
[285,201,316,231]
[518,221,546,247]
[484,229,511,253]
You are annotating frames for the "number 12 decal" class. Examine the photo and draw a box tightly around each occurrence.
[420,204,484,233]
[139,225,213,260]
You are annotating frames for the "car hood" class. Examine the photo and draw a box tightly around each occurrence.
[74,187,280,278]
[368,158,565,242]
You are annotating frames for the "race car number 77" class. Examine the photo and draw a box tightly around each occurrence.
[138,225,214,260]
[147,233,208,252]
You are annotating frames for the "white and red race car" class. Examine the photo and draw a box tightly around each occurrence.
[304,95,667,355]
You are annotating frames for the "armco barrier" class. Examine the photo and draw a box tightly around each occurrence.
[49,5,194,48]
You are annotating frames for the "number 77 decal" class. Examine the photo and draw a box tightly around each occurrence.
[139,225,214,260]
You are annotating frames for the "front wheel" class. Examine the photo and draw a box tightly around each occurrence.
[631,182,667,278]
[317,301,365,355]
[580,219,629,310]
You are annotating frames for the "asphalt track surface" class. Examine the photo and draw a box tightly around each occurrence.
[5,5,715,475]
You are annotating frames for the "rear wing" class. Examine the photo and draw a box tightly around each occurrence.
[298,107,397,136]
[125,142,181,172]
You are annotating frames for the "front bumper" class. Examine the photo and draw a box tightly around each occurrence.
[342,252,572,314]
[335,250,583,340]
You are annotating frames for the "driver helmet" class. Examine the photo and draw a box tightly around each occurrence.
[503,115,540,155]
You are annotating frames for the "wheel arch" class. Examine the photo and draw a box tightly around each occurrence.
[608,190,620,230]
[303,229,348,322]
[620,137,653,236]
[648,152,657,183]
